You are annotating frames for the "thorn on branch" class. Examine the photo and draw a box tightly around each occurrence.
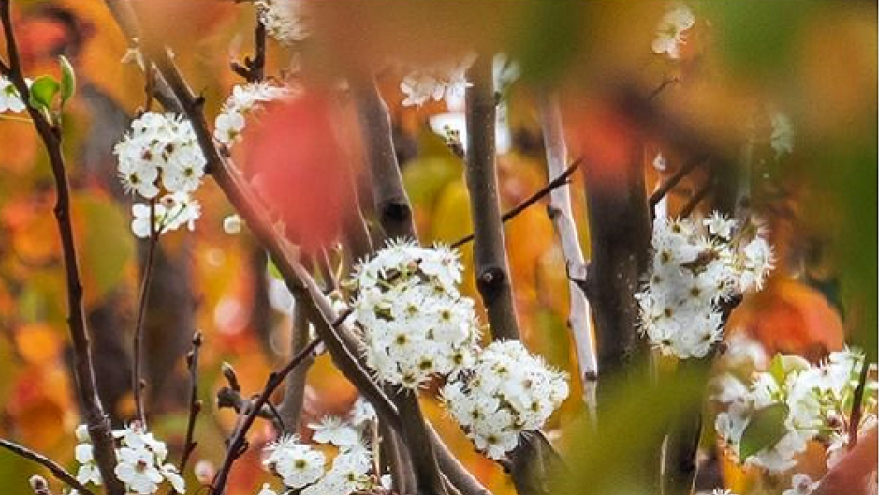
[221,362,241,392]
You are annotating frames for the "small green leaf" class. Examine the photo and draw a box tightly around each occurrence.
[268,259,283,280]
[28,75,60,111]
[59,55,76,105]
[739,402,789,461]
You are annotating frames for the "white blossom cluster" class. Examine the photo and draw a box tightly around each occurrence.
[636,213,774,359]
[350,240,481,389]
[0,75,29,113]
[73,422,185,495]
[713,349,878,474]
[442,340,569,460]
[400,53,476,107]
[260,402,378,495]
[652,3,696,60]
[113,112,206,238]
[255,0,308,45]
[213,82,293,147]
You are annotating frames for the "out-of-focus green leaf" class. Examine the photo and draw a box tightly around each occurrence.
[73,194,134,308]
[59,55,76,106]
[513,1,582,84]
[739,402,788,462]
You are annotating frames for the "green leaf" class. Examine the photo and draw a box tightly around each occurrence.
[59,55,76,105]
[739,402,789,462]
[27,75,60,111]
[268,259,283,280]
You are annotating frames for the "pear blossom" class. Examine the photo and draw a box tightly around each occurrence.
[255,0,308,44]
[652,3,696,59]
[783,473,819,495]
[400,54,476,107]
[213,82,293,147]
[308,416,360,447]
[442,340,569,460]
[223,214,242,235]
[351,240,480,389]
[0,75,27,113]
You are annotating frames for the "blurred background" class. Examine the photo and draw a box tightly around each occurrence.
[0,1,875,494]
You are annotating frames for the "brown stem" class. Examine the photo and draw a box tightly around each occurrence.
[847,357,871,449]
[678,182,712,218]
[451,160,580,250]
[276,302,314,433]
[464,56,519,342]
[649,156,706,208]
[0,439,96,495]
[179,332,203,471]
[211,338,320,495]
[351,76,416,241]
[133,207,159,426]
[0,3,123,493]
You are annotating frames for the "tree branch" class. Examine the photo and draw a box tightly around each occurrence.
[649,156,706,209]
[132,212,159,426]
[0,439,96,495]
[0,2,123,493]
[139,45,489,495]
[351,75,417,240]
[536,91,598,416]
[464,56,520,342]
[211,338,321,495]
[450,160,580,250]
[179,331,203,472]
[276,302,314,433]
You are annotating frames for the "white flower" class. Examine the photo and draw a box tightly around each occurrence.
[653,153,667,171]
[352,240,480,388]
[255,0,308,45]
[213,82,293,149]
[782,473,818,495]
[256,483,279,495]
[213,111,245,145]
[309,416,360,447]
[652,3,696,59]
[115,447,164,495]
[131,193,201,238]
[400,54,476,107]
[223,214,242,235]
[349,396,376,427]
[0,75,27,113]
[193,459,214,483]
[442,340,568,460]
[160,464,185,493]
[75,425,91,443]
[263,434,326,489]
[704,211,738,240]
[770,112,795,158]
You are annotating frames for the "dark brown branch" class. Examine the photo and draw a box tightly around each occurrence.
[179,331,203,472]
[464,57,520,342]
[351,76,417,241]
[211,338,320,495]
[0,439,96,495]
[649,156,706,208]
[231,18,267,83]
[648,76,680,101]
[0,2,123,493]
[451,160,581,249]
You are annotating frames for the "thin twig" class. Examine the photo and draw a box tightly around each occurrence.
[133,201,160,426]
[451,160,581,249]
[678,182,711,218]
[649,156,706,208]
[0,2,123,492]
[211,338,320,495]
[179,331,203,471]
[648,76,679,101]
[847,358,871,449]
[276,301,315,433]
[536,90,598,419]
[0,439,96,495]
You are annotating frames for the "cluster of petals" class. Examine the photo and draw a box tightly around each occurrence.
[213,82,293,147]
[72,422,184,495]
[255,0,308,45]
[442,340,569,459]
[712,349,878,474]
[400,53,476,107]
[351,240,481,389]
[636,212,774,359]
[652,2,696,59]
[0,75,29,113]
[113,112,206,236]
[261,407,375,495]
